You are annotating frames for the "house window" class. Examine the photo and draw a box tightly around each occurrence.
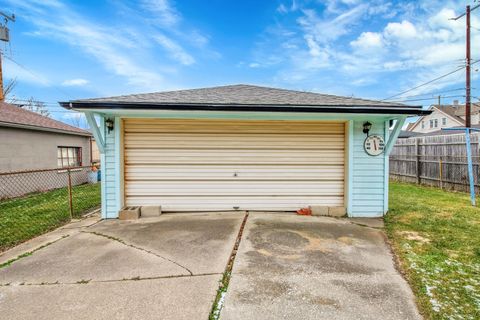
[442,118,447,126]
[429,120,434,128]
[434,119,438,128]
[57,147,82,168]
[421,121,425,129]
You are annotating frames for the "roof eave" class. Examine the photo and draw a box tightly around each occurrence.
[0,121,92,137]
[60,102,429,116]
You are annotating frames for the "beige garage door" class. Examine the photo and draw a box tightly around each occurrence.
[123,119,345,211]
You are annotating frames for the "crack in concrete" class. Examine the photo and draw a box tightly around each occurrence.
[81,231,194,276]
[348,221,384,230]
[0,272,222,287]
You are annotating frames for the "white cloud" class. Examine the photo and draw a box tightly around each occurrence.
[384,20,417,40]
[277,4,288,14]
[140,0,180,26]
[154,34,195,65]
[61,78,89,87]
[351,31,383,49]
[298,5,368,45]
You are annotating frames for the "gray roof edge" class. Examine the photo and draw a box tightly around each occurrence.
[0,121,93,137]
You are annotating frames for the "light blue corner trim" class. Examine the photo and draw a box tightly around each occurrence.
[385,117,406,155]
[383,120,391,214]
[346,120,354,216]
[100,116,107,219]
[85,112,105,154]
[114,117,123,213]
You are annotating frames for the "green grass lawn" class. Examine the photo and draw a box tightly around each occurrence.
[0,183,100,252]
[386,182,480,320]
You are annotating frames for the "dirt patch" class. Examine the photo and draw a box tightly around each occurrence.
[397,231,431,243]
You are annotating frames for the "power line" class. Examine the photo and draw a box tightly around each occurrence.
[2,55,73,99]
[6,98,73,109]
[382,66,466,101]
[396,87,469,99]
[382,60,480,101]
[390,95,466,103]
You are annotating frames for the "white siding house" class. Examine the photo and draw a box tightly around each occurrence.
[61,85,429,218]
[408,104,480,134]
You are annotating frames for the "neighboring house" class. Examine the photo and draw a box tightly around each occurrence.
[61,84,428,218]
[405,124,480,137]
[0,102,92,172]
[407,102,480,134]
[90,137,100,164]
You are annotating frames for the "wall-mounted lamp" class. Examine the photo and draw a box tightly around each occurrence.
[105,118,114,134]
[363,121,372,136]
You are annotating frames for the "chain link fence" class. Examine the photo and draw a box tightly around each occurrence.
[0,166,101,252]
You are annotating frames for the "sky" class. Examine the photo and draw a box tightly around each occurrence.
[1,0,479,126]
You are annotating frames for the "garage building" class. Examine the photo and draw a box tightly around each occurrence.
[61,84,429,218]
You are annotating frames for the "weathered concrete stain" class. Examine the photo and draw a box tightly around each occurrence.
[242,219,383,276]
[221,213,421,320]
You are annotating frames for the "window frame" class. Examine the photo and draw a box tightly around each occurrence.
[442,117,447,126]
[57,146,82,168]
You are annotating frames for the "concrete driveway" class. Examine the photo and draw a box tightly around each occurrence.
[0,212,420,320]
[0,212,245,320]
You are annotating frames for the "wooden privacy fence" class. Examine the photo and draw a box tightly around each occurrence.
[389,132,480,193]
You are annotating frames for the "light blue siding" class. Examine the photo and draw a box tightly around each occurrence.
[350,120,386,217]
[103,117,117,218]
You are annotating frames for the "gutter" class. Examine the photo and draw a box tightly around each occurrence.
[60,101,430,116]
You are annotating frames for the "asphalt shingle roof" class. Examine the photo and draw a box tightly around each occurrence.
[70,84,414,108]
[0,102,91,136]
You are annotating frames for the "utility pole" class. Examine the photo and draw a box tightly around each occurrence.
[0,11,15,102]
[452,4,480,128]
[0,51,3,102]
[466,5,471,128]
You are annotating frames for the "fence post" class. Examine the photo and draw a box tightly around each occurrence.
[67,168,74,219]
[415,139,421,184]
[439,157,443,189]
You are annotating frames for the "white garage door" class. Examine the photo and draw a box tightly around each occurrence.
[123,119,345,211]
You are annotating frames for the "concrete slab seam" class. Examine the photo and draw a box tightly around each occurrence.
[0,235,70,269]
[209,211,250,320]
[0,272,222,287]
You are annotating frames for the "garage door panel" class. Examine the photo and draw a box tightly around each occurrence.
[123,119,345,211]
[125,165,344,180]
[126,196,345,211]
[125,181,344,196]
[124,133,344,149]
[125,149,345,165]
[124,119,345,134]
